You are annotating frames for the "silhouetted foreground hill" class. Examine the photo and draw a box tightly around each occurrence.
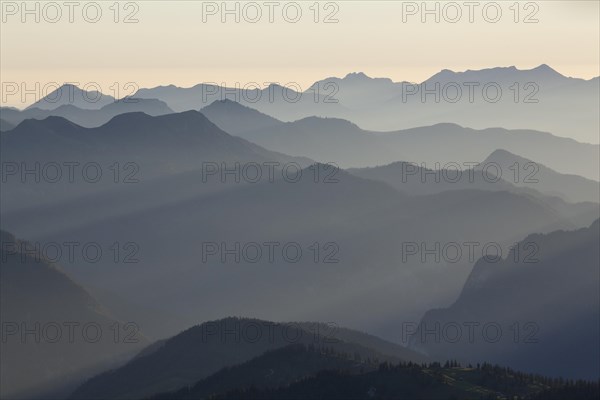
[163,348,598,400]
[69,317,425,400]
[148,344,373,400]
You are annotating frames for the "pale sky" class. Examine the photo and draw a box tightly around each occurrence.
[1,0,599,107]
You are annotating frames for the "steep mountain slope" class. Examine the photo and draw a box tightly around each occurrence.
[479,149,599,203]
[200,99,283,135]
[411,220,600,379]
[0,231,146,399]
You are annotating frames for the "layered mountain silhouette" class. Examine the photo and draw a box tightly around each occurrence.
[410,220,600,380]
[0,110,310,213]
[5,163,596,344]
[133,66,599,143]
[307,72,408,109]
[134,82,349,122]
[478,149,599,203]
[198,100,599,180]
[349,149,599,204]
[0,230,146,399]
[69,317,425,400]
[2,98,174,128]
[200,99,283,134]
[11,66,598,143]
[3,66,599,397]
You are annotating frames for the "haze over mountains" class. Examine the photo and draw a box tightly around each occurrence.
[411,219,600,380]
[71,320,594,400]
[0,230,146,399]
[6,65,597,143]
[349,149,600,203]
[69,317,426,400]
[479,149,600,203]
[202,99,599,180]
[3,158,595,345]
[0,111,310,213]
[134,65,599,144]
[2,98,174,128]
[1,64,599,399]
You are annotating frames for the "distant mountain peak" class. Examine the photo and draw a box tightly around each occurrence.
[202,99,254,114]
[210,98,244,107]
[530,63,564,78]
[101,110,212,132]
[486,148,520,158]
[105,111,153,124]
[15,115,82,132]
[425,64,566,83]
[344,72,370,80]
[533,63,554,71]
[25,83,114,111]
[294,115,361,130]
[481,148,533,166]
[265,82,287,90]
